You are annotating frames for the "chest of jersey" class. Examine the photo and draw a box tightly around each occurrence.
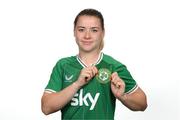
[61,61,115,112]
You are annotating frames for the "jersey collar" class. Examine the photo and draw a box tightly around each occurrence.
[76,52,103,68]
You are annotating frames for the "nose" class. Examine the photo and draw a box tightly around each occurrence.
[84,30,91,39]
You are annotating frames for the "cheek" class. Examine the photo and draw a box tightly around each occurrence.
[96,34,104,41]
[74,31,77,37]
[75,32,83,39]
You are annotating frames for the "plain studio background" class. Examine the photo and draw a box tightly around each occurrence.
[0,0,179,120]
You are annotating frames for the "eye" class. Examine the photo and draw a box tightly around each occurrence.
[91,29,98,33]
[78,28,84,32]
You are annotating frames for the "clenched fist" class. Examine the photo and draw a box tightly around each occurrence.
[110,72,125,98]
[75,66,98,87]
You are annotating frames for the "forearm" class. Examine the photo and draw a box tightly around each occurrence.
[41,82,80,115]
[118,87,147,111]
[41,66,98,115]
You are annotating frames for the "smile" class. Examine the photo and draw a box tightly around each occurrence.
[82,41,93,45]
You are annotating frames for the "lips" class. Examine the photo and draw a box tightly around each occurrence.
[81,41,93,45]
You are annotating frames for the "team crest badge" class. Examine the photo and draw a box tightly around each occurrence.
[96,68,111,84]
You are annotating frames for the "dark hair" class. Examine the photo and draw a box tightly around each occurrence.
[74,8,104,30]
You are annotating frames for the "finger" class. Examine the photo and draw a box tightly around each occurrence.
[116,81,121,88]
[91,66,98,76]
[111,77,118,85]
[80,74,88,79]
[111,72,118,80]
[88,69,94,78]
[81,70,91,78]
[83,73,91,81]
[83,67,92,78]
[112,76,123,87]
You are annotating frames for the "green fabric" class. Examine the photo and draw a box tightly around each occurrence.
[45,53,137,120]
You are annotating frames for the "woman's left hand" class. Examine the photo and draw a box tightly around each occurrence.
[110,72,125,98]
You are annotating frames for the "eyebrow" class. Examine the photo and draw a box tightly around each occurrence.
[77,26,85,29]
[77,26,100,29]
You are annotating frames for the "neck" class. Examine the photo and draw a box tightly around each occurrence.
[78,50,101,67]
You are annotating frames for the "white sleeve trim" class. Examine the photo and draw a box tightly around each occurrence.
[125,84,139,94]
[44,89,57,93]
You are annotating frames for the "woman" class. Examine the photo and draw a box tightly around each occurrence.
[41,8,147,119]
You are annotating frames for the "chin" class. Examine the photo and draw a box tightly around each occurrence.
[80,47,95,52]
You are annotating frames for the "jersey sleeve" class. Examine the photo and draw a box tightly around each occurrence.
[45,60,63,93]
[114,64,138,94]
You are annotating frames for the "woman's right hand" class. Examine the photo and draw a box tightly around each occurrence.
[75,66,98,87]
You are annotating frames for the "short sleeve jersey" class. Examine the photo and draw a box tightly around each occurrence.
[45,53,138,120]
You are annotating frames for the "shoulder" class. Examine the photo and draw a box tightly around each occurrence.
[55,56,76,66]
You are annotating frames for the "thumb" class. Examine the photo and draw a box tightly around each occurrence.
[111,72,118,79]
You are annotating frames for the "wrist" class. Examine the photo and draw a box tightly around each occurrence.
[73,81,82,90]
[119,94,128,101]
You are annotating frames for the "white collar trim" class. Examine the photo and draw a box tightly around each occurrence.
[76,52,103,68]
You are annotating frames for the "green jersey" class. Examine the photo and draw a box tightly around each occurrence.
[45,53,137,120]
